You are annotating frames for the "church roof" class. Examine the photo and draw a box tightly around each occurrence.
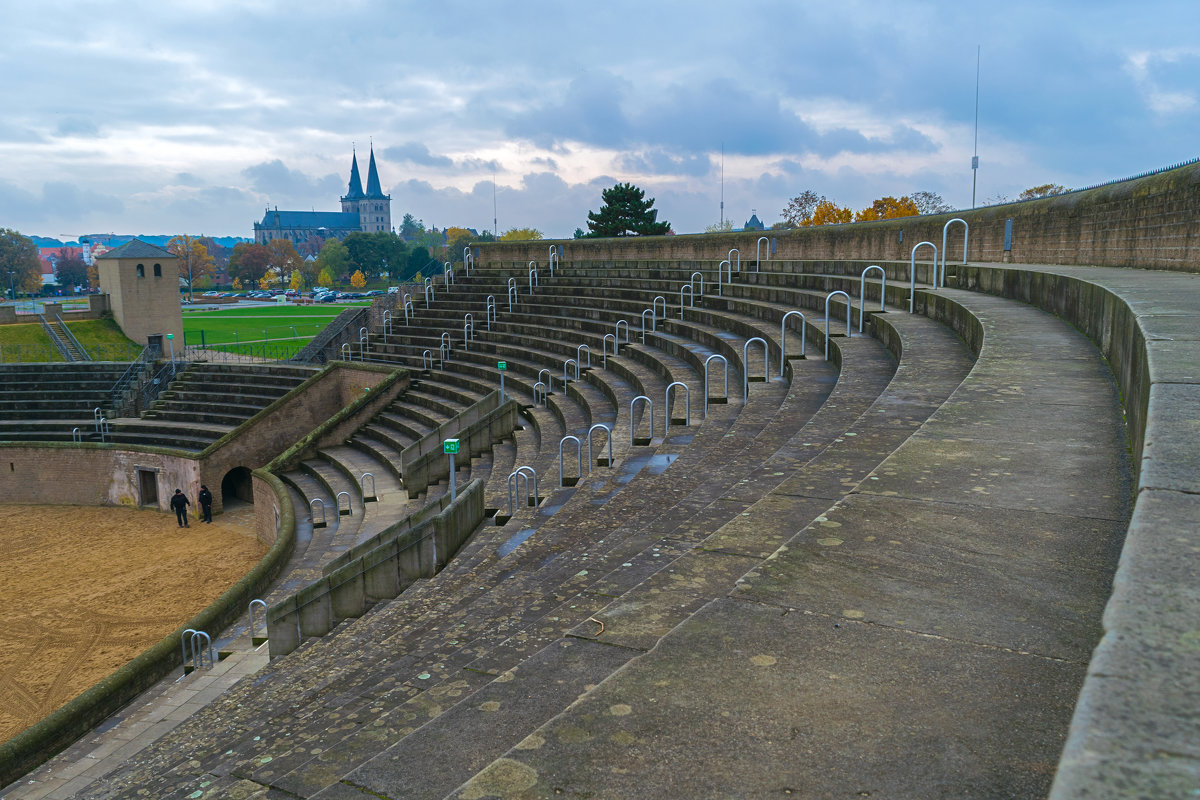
[258,210,362,229]
[96,238,174,259]
[343,152,365,200]
[365,146,387,198]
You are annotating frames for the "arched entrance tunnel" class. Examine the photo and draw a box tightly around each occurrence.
[221,466,254,505]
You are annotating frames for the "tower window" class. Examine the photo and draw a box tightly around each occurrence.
[136,263,145,278]
[153,263,162,277]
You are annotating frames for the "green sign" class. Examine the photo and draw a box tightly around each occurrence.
[166,333,174,340]
[497,361,507,370]
[443,438,460,455]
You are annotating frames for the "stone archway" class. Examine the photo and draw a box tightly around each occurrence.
[220,466,254,505]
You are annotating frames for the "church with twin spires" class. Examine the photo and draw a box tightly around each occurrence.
[253,146,391,245]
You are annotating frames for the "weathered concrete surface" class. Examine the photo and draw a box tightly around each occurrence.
[458,598,1082,800]
[950,264,1200,799]
[459,289,1130,799]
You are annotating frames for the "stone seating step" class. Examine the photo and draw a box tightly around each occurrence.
[301,305,970,798]
[60,273,907,796]
[119,345,787,786]
[449,287,1127,799]
[184,298,892,782]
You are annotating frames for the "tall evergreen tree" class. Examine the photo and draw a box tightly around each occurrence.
[585,182,671,237]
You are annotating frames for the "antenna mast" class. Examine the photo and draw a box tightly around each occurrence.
[720,142,725,227]
[971,45,980,208]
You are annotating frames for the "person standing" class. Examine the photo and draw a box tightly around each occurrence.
[198,484,213,523]
[170,488,191,528]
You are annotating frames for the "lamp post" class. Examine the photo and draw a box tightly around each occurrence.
[7,270,15,302]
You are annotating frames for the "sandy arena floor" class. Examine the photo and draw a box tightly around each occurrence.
[0,504,266,743]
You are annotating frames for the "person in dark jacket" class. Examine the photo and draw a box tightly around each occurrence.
[170,489,190,528]
[198,485,213,523]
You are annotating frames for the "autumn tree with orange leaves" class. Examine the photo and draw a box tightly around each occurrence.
[855,195,920,222]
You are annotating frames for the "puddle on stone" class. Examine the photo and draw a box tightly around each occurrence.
[498,527,537,557]
[647,453,679,474]
[539,488,576,516]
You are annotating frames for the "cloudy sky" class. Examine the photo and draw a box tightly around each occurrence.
[2,0,1198,241]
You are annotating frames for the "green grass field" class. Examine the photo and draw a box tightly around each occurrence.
[0,323,62,363]
[182,303,368,348]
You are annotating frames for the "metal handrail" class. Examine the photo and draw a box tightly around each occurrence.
[336,491,353,516]
[602,333,617,366]
[577,344,591,369]
[652,295,666,323]
[743,337,768,400]
[755,237,769,272]
[690,271,704,297]
[729,248,741,273]
[825,290,852,359]
[533,381,548,406]
[665,381,690,428]
[717,259,731,296]
[528,262,538,293]
[54,314,91,360]
[422,350,433,371]
[941,219,968,287]
[310,497,326,528]
[641,308,654,343]
[859,266,886,332]
[781,311,807,374]
[615,319,629,344]
[588,423,613,467]
[909,241,938,312]
[424,276,435,306]
[704,354,728,417]
[248,599,267,642]
[486,295,497,329]
[563,358,578,388]
[559,435,582,486]
[679,284,694,318]
[631,395,653,444]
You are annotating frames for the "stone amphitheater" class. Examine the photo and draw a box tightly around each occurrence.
[1,162,1198,799]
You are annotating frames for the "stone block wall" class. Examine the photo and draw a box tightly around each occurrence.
[477,162,1200,273]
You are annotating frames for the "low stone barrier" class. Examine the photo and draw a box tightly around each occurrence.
[400,390,520,497]
[265,478,485,657]
[952,264,1198,799]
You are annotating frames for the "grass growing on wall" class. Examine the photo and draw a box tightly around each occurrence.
[67,319,138,349]
[0,323,63,363]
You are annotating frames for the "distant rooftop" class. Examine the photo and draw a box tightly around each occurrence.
[96,239,175,259]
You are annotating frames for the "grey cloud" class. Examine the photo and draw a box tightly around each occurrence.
[241,160,341,201]
[0,121,45,143]
[383,143,500,174]
[54,117,102,138]
[617,150,713,178]
[384,142,453,168]
[505,71,632,150]
[0,179,124,226]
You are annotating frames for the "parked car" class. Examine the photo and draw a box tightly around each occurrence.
[364,289,384,297]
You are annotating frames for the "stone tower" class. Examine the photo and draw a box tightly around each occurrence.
[95,239,183,354]
[340,146,391,234]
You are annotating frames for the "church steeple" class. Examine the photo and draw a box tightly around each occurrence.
[343,151,365,201]
[366,145,385,198]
